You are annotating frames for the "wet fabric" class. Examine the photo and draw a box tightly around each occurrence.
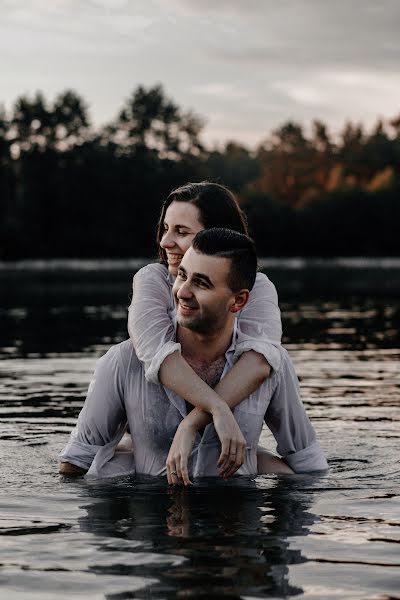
[59,335,328,478]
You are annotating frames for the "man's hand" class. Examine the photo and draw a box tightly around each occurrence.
[212,403,246,479]
[59,462,87,477]
[166,421,196,486]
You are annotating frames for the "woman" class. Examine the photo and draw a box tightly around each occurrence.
[128,181,292,483]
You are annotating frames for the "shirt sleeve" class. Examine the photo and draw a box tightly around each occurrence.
[127,263,181,384]
[264,348,329,473]
[234,272,283,372]
[59,344,128,471]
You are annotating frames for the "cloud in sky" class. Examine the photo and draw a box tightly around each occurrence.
[1,0,399,147]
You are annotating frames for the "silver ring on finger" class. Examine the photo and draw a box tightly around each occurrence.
[170,470,177,476]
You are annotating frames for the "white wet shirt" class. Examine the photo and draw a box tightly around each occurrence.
[127,263,283,382]
[59,328,328,478]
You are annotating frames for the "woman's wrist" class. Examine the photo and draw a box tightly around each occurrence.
[181,408,211,431]
[210,398,230,417]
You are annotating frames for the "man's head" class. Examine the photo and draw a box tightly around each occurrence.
[172,228,257,334]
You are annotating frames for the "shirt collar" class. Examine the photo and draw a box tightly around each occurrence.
[172,312,238,366]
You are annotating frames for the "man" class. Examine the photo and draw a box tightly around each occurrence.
[59,228,328,482]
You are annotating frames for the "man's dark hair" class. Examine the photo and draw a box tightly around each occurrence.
[192,228,257,292]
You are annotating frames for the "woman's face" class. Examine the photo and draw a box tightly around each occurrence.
[160,201,204,276]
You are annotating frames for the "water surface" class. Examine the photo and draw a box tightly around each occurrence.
[1,282,399,599]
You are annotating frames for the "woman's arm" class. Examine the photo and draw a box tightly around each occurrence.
[233,271,282,371]
[128,263,180,384]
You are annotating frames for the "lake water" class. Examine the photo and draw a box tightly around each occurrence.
[1,271,399,599]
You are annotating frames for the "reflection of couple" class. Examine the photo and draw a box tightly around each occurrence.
[77,477,317,598]
[59,182,327,482]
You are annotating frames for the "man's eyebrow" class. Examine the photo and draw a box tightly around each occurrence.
[193,272,214,287]
[178,266,214,287]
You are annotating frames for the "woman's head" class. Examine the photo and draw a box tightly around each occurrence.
[157,181,248,275]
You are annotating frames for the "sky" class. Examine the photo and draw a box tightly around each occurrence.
[1,0,400,148]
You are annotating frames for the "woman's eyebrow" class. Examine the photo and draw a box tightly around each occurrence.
[175,224,191,229]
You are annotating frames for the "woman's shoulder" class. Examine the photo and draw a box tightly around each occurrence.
[253,271,277,291]
[133,262,169,282]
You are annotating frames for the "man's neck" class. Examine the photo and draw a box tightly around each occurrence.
[177,318,235,366]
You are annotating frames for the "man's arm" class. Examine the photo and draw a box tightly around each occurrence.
[264,349,328,473]
[59,462,87,476]
[58,344,128,477]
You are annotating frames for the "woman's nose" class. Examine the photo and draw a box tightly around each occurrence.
[160,231,175,249]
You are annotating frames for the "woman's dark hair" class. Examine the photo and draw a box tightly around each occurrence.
[156,181,249,266]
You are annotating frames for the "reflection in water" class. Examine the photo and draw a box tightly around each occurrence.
[76,476,319,598]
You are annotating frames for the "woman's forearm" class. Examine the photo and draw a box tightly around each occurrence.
[216,350,271,405]
[178,351,271,431]
[159,352,227,415]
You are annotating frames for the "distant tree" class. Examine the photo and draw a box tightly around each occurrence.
[2,86,400,259]
[269,121,309,153]
[256,122,316,206]
[297,185,400,256]
[0,107,15,259]
[203,142,261,192]
[0,105,10,162]
[103,84,204,159]
[242,191,294,256]
[10,92,49,155]
[389,114,400,138]
[311,120,334,154]
[9,90,90,155]
[363,119,395,173]
[51,90,91,149]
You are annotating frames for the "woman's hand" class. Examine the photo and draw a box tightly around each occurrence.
[166,421,197,486]
[212,403,246,479]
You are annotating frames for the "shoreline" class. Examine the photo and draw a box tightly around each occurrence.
[2,257,400,295]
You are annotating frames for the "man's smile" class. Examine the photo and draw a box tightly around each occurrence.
[178,301,199,314]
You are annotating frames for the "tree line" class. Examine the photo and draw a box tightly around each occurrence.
[1,84,399,259]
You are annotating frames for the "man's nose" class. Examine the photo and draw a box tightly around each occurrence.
[177,279,193,299]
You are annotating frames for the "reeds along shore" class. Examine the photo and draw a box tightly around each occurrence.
[1,85,400,260]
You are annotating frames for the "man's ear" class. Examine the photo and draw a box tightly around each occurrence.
[229,289,250,313]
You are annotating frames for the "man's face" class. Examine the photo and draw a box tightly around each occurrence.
[172,247,235,334]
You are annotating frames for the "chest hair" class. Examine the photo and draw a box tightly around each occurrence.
[185,355,226,389]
